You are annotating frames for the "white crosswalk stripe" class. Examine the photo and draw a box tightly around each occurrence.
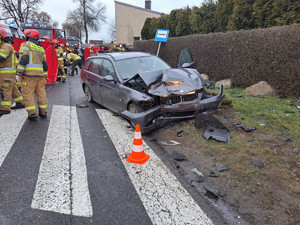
[31,105,93,217]
[96,109,213,225]
[0,109,27,168]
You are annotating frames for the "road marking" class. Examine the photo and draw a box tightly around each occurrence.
[96,109,213,225]
[31,105,92,217]
[0,109,27,167]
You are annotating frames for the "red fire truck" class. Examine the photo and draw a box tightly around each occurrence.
[20,22,67,83]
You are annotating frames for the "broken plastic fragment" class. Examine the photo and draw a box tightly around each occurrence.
[191,168,204,177]
[204,186,221,199]
[233,123,245,129]
[208,171,219,177]
[251,161,264,169]
[242,126,257,132]
[283,110,295,113]
[210,166,232,172]
[171,151,187,161]
[177,129,184,137]
[248,137,254,142]
[158,140,180,146]
[203,127,230,144]
[76,103,89,108]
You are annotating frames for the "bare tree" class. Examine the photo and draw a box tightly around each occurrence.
[0,0,43,26]
[72,0,106,43]
[31,11,58,27]
[108,19,116,43]
[63,9,84,41]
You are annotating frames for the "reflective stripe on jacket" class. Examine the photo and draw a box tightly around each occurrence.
[0,42,16,78]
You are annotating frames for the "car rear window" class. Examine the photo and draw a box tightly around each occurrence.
[89,58,103,75]
[115,56,170,80]
[83,59,92,70]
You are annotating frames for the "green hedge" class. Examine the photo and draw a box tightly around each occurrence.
[134,24,300,97]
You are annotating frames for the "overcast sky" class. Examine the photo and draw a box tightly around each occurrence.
[43,0,205,42]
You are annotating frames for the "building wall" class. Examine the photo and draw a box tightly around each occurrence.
[115,2,161,46]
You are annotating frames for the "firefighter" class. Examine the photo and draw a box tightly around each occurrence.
[9,41,25,109]
[0,28,17,117]
[90,46,94,55]
[53,39,66,82]
[17,29,48,121]
[64,52,82,76]
[64,43,72,53]
[73,44,79,55]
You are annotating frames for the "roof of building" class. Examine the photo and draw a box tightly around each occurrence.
[115,1,162,15]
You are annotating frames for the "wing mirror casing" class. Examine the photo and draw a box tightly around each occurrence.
[181,62,196,69]
[104,75,115,82]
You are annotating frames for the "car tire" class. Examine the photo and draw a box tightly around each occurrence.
[128,103,143,113]
[84,85,93,103]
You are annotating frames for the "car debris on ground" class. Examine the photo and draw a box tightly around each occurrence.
[204,186,221,199]
[76,103,89,108]
[210,166,232,172]
[203,128,231,144]
[251,161,265,169]
[158,140,180,146]
[191,168,204,182]
[293,147,299,154]
[171,151,187,161]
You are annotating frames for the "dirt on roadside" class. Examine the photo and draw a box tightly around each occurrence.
[149,106,300,225]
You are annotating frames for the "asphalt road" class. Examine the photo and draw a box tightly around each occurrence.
[0,73,228,225]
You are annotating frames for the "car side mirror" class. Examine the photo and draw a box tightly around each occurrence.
[181,62,195,69]
[104,75,115,82]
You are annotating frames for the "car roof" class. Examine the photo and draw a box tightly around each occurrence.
[93,51,154,61]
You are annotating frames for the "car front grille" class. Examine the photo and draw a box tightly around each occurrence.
[162,93,198,104]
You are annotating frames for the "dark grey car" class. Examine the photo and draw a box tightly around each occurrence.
[80,49,223,134]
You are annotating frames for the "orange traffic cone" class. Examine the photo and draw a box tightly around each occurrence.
[126,124,150,164]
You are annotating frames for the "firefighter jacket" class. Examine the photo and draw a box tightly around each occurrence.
[0,42,16,79]
[17,39,48,78]
[66,53,81,64]
[64,47,72,53]
[55,46,64,58]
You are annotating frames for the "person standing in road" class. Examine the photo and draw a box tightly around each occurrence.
[0,28,19,117]
[16,29,48,121]
[53,39,66,83]
[64,52,82,76]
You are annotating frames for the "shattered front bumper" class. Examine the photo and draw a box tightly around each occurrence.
[121,86,224,134]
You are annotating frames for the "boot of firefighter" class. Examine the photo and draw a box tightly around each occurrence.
[11,102,25,109]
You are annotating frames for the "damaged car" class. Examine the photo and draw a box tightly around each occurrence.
[80,48,224,134]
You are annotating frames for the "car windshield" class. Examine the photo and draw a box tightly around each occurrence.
[36,29,52,40]
[115,56,171,80]
[67,40,79,47]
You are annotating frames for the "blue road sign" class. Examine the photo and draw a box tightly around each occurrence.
[155,30,169,42]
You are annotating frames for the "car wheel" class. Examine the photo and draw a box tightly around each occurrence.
[128,103,143,113]
[84,85,93,103]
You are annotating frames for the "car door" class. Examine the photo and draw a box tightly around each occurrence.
[86,58,104,105]
[178,48,196,69]
[98,59,122,112]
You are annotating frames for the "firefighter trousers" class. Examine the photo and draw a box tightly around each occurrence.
[12,82,24,105]
[0,77,15,112]
[71,59,82,76]
[22,76,48,117]
[58,58,66,81]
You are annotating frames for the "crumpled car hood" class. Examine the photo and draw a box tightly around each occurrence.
[124,68,204,97]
